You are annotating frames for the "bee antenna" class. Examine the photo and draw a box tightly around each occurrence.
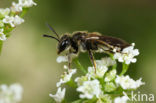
[46,23,60,39]
[43,34,60,42]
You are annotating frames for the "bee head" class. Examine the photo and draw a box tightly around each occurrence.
[57,35,71,54]
[43,24,72,54]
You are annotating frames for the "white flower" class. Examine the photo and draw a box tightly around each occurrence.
[77,79,101,99]
[56,69,77,87]
[114,43,139,64]
[56,56,68,63]
[105,69,117,82]
[19,0,37,8]
[115,75,145,90]
[96,93,112,103]
[9,84,23,102]
[0,29,6,41]
[88,66,108,78]
[3,16,15,27]
[114,94,129,103]
[3,15,24,27]
[114,96,129,103]
[63,65,68,69]
[0,8,10,18]
[88,58,111,78]
[13,15,24,26]
[75,75,90,86]
[104,82,117,92]
[10,0,37,12]
[0,83,23,103]
[0,20,4,27]
[49,87,66,103]
[97,57,116,67]
[10,2,23,13]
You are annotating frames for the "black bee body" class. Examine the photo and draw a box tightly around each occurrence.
[43,24,130,73]
[59,31,130,55]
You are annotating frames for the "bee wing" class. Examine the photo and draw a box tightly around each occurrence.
[85,34,130,50]
[99,35,130,49]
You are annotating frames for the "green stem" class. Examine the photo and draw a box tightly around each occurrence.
[83,96,97,103]
[71,99,84,103]
[108,53,117,70]
[107,52,114,60]
[120,63,129,76]
[99,77,105,91]
[0,40,3,55]
[73,58,87,74]
[112,63,117,70]
[66,79,77,88]
[62,99,68,103]
[20,8,29,17]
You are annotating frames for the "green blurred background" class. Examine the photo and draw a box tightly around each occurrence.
[0,0,156,103]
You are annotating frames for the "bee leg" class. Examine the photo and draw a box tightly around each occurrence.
[68,55,71,70]
[88,50,97,73]
[67,50,72,72]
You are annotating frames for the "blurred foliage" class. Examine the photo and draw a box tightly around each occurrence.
[0,0,156,103]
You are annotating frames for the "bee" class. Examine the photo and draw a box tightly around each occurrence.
[43,24,130,73]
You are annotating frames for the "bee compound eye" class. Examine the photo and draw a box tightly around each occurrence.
[65,40,68,44]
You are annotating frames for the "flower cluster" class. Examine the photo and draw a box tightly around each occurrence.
[49,44,145,103]
[0,83,23,103]
[0,0,36,41]
[114,43,139,64]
